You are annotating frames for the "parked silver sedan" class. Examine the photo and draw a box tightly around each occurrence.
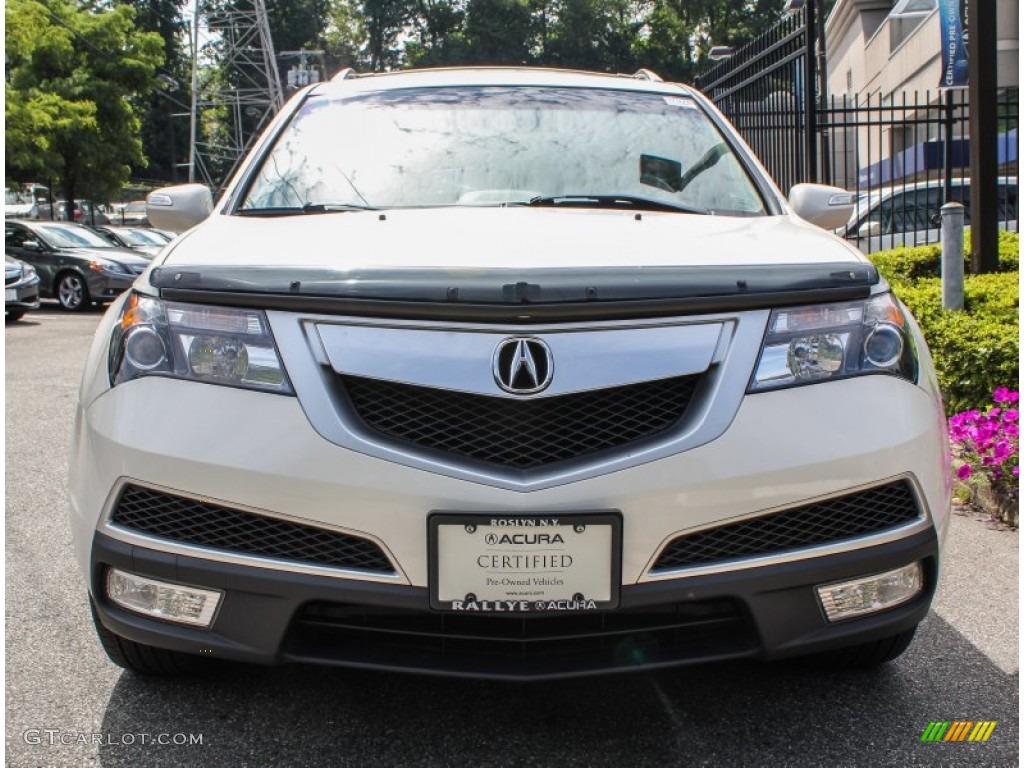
[5,255,41,320]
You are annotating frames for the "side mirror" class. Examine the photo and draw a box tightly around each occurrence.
[22,240,43,252]
[146,184,214,233]
[857,220,882,238]
[788,183,856,230]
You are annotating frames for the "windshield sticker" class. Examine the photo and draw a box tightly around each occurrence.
[663,96,697,109]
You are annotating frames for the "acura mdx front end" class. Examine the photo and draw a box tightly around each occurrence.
[70,68,949,680]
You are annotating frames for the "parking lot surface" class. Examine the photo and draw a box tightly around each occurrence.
[5,306,1019,767]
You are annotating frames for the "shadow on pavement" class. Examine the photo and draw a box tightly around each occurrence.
[95,612,1018,767]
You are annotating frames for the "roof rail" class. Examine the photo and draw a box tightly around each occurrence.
[632,69,663,82]
[331,68,358,82]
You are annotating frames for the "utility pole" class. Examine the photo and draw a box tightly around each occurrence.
[966,0,998,273]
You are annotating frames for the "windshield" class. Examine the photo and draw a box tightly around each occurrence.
[35,224,113,249]
[115,228,165,246]
[240,86,767,215]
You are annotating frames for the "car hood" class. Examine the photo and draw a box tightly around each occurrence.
[153,208,874,306]
[164,208,865,269]
[62,246,152,266]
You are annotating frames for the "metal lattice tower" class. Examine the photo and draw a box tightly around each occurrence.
[188,0,284,191]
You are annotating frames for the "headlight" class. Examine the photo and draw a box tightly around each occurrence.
[108,293,293,394]
[22,264,36,279]
[89,259,130,275]
[748,292,917,392]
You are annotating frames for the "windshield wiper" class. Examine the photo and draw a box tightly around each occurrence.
[302,202,379,213]
[523,195,710,215]
[236,203,378,217]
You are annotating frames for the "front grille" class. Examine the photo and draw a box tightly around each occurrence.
[286,599,755,678]
[652,481,921,572]
[339,375,699,470]
[110,485,394,573]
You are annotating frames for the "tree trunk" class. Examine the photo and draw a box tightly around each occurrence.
[62,165,76,222]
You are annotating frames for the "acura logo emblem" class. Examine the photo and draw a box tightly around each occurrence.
[493,337,553,394]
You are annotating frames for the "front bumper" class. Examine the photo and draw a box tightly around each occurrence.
[71,324,950,678]
[86,271,137,302]
[6,275,40,311]
[90,527,938,680]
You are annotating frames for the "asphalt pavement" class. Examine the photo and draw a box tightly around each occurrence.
[5,305,1019,767]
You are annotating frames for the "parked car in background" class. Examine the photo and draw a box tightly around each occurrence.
[5,255,41,320]
[57,200,111,225]
[841,177,1018,254]
[5,220,151,310]
[112,201,150,226]
[91,225,171,257]
[73,67,947,681]
[5,189,38,220]
[24,184,54,220]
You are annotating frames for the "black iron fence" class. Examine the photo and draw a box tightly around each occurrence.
[697,11,814,196]
[822,87,1018,254]
[696,10,1019,255]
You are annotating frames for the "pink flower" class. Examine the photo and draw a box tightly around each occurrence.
[993,387,1012,403]
[1004,409,1019,423]
[1005,425,1019,438]
[1014,466,1020,477]
[956,464,972,480]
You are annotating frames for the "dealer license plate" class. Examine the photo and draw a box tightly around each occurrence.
[5,289,17,302]
[429,513,621,613]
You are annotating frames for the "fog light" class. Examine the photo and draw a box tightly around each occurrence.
[106,569,222,627]
[817,562,923,622]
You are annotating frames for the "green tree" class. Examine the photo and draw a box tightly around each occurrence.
[5,0,164,206]
[462,0,532,64]
[126,0,191,184]
[363,0,413,69]
[405,0,467,66]
[323,0,370,69]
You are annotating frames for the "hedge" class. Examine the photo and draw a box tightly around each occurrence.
[868,232,1019,414]
[870,230,1019,281]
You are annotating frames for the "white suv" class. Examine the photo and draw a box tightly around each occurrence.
[70,68,949,680]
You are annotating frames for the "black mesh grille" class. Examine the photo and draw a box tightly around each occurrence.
[286,599,756,678]
[340,375,699,470]
[652,481,920,572]
[110,485,394,573]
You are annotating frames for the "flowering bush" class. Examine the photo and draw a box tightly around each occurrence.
[949,388,1019,522]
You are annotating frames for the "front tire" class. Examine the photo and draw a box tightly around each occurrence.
[56,272,91,311]
[90,600,204,676]
[6,310,25,321]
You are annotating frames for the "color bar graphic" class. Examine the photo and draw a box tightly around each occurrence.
[921,721,996,742]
